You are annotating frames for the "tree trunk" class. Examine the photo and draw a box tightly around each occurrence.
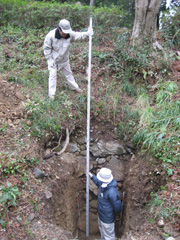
[131,0,163,47]
[90,0,95,6]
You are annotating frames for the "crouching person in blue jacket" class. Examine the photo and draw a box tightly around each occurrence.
[89,168,122,240]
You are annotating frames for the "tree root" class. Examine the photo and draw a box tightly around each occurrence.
[56,127,69,156]
[153,41,163,51]
[51,133,62,152]
[43,128,70,160]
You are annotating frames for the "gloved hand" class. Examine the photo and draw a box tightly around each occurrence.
[89,172,93,178]
[87,27,94,36]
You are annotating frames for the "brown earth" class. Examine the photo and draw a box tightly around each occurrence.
[0,40,180,240]
[1,75,179,240]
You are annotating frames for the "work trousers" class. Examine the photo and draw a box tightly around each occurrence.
[48,60,79,97]
[98,217,116,240]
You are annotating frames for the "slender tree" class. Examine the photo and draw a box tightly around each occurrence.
[90,0,95,6]
[131,0,163,49]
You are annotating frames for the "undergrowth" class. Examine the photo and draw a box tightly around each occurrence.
[134,81,180,167]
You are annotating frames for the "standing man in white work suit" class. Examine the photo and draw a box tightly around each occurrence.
[43,19,93,100]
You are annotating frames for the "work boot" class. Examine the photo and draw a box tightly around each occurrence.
[74,88,83,93]
[49,95,55,100]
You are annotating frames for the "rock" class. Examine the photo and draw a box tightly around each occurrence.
[131,154,136,161]
[157,218,164,228]
[80,150,86,156]
[166,237,175,240]
[96,158,106,164]
[44,190,52,199]
[126,142,135,149]
[114,127,118,134]
[75,156,93,177]
[117,181,123,189]
[126,147,133,155]
[90,208,97,213]
[33,168,46,179]
[76,135,86,144]
[60,153,76,166]
[45,148,51,156]
[15,91,25,100]
[106,156,124,181]
[27,213,35,221]
[89,179,98,196]
[89,199,97,209]
[65,142,79,153]
[91,139,126,157]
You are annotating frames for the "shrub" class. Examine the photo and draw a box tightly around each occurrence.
[133,82,180,165]
[0,182,20,207]
[160,7,180,48]
[0,0,126,30]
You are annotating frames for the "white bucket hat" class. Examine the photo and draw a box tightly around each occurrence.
[97,168,113,183]
[59,19,72,34]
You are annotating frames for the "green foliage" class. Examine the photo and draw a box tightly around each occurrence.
[149,192,178,221]
[150,194,169,219]
[0,0,126,30]
[137,91,150,105]
[139,107,154,126]
[0,121,8,133]
[0,151,38,183]
[0,219,6,228]
[118,105,139,138]
[0,182,20,207]
[1,159,24,175]
[121,71,137,96]
[93,5,126,28]
[156,81,178,106]
[160,7,180,47]
[1,163,35,185]
[133,81,180,165]
[24,98,61,138]
[114,31,150,70]
[23,92,85,138]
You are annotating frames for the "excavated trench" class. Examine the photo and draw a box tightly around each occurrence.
[42,126,165,240]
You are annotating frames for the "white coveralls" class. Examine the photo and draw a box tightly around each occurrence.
[43,29,88,97]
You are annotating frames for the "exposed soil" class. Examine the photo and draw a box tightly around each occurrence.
[0,37,180,240]
[1,76,179,240]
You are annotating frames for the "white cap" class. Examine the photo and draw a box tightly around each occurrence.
[59,19,72,34]
[97,168,113,183]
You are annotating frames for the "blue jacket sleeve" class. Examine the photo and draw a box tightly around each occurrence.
[108,188,123,213]
[91,175,102,188]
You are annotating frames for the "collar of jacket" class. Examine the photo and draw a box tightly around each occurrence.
[55,28,70,39]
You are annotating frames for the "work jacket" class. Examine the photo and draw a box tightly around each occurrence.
[91,175,122,224]
[43,28,88,64]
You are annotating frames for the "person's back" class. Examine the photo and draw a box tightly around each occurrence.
[97,178,122,223]
[89,168,122,240]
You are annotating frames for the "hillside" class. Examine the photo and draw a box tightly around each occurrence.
[0,1,180,240]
